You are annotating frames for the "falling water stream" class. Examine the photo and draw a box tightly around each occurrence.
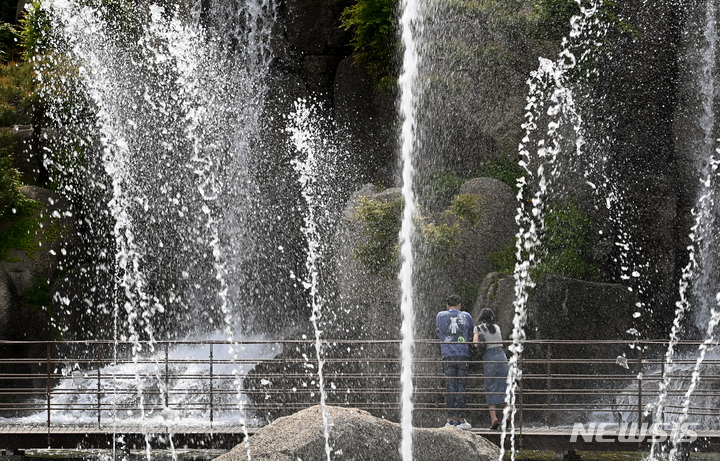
[397,0,421,454]
[288,99,339,461]
[502,1,605,459]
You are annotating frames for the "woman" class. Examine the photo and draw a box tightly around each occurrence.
[473,308,509,429]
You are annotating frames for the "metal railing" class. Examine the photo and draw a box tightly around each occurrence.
[1,339,718,431]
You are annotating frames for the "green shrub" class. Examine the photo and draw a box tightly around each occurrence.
[0,23,20,62]
[340,0,398,87]
[0,150,28,215]
[20,277,61,339]
[18,0,50,60]
[1,149,42,259]
[488,201,600,281]
[21,277,51,309]
[353,194,465,277]
[488,239,516,275]
[449,193,483,226]
[533,0,581,42]
[424,169,465,202]
[0,60,35,126]
[421,220,461,267]
[534,200,600,280]
[476,155,523,191]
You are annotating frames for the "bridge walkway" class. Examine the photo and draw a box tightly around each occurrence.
[1,339,718,454]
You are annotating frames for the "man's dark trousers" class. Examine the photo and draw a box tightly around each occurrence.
[443,356,468,419]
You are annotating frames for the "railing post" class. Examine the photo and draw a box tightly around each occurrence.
[97,348,102,428]
[165,343,170,409]
[637,347,643,427]
[209,343,214,425]
[46,343,51,446]
[660,357,665,425]
[282,341,287,417]
[546,343,552,427]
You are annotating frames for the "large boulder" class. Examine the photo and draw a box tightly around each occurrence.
[451,177,517,288]
[333,185,402,341]
[474,273,641,343]
[214,405,499,461]
[472,272,516,337]
[0,267,18,339]
[527,275,640,341]
[417,177,517,321]
[473,274,642,425]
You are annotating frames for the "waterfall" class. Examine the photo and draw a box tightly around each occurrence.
[35,0,277,457]
[40,0,275,341]
[651,1,720,458]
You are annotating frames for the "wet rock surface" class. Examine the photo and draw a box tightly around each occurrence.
[214,405,499,461]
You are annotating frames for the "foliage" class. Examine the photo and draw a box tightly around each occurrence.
[18,0,50,60]
[340,0,397,87]
[21,277,51,310]
[0,149,42,259]
[453,281,480,311]
[354,193,467,278]
[424,169,465,203]
[0,60,35,126]
[353,195,404,278]
[488,201,600,281]
[0,211,42,260]
[532,0,581,42]
[449,193,483,226]
[477,155,524,191]
[533,0,636,41]
[20,277,61,339]
[533,0,637,82]
[488,239,516,275]
[535,200,600,280]
[421,220,461,267]
[0,23,20,62]
[0,149,31,215]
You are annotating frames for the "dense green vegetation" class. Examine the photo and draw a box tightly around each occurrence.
[354,190,491,278]
[535,200,600,280]
[489,200,601,281]
[340,0,397,88]
[476,155,524,191]
[0,60,34,125]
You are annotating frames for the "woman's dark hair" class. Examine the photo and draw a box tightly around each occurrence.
[478,308,496,334]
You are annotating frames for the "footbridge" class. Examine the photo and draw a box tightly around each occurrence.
[1,339,718,454]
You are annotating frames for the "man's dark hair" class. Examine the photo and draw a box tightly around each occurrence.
[446,294,462,307]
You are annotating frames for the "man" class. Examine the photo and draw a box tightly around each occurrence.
[436,294,474,429]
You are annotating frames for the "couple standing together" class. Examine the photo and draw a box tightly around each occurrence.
[436,294,509,430]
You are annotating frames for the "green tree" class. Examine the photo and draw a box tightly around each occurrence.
[340,0,398,87]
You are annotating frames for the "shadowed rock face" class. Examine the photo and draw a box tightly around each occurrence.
[214,405,500,461]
